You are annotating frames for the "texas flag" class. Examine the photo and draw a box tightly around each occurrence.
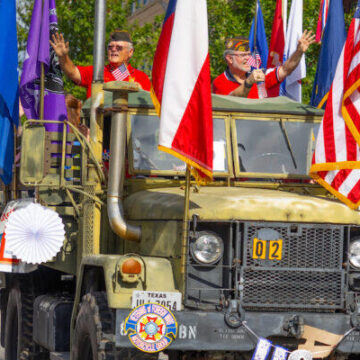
[151,0,213,183]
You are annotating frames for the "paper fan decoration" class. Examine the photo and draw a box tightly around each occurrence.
[5,203,65,264]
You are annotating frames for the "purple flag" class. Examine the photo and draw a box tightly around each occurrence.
[20,0,67,132]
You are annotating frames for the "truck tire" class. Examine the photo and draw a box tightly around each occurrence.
[4,286,33,360]
[72,292,160,360]
[72,292,115,360]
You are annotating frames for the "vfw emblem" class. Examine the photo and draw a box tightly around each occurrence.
[124,303,177,353]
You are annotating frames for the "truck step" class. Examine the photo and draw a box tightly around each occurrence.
[50,352,70,360]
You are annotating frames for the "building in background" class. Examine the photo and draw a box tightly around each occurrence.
[128,0,168,26]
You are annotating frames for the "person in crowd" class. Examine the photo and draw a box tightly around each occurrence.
[212,30,315,99]
[50,30,151,98]
[65,94,89,139]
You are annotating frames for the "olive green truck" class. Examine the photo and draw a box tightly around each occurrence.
[1,3,360,360]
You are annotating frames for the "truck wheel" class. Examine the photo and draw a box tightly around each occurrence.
[72,292,115,360]
[4,286,33,360]
[72,292,161,360]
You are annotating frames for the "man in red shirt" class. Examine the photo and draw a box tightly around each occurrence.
[50,30,151,98]
[212,31,315,99]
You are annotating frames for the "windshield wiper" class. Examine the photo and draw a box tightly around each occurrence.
[279,119,297,169]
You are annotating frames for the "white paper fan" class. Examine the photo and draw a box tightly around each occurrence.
[5,203,65,264]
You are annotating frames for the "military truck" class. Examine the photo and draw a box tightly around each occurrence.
[2,2,360,360]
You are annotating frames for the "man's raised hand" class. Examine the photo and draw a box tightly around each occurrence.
[297,30,316,53]
[50,32,69,58]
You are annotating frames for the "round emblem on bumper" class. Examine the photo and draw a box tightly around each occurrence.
[124,303,178,353]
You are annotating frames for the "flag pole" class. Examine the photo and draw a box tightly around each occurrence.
[40,65,45,120]
[181,165,191,293]
[39,0,45,120]
[282,0,288,37]
[254,0,259,68]
[12,125,17,200]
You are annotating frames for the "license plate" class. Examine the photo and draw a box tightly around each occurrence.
[132,291,182,311]
[252,238,283,261]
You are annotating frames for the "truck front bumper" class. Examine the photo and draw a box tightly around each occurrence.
[115,309,360,353]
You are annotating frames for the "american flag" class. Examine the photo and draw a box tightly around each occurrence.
[247,53,261,68]
[110,63,130,81]
[310,7,360,209]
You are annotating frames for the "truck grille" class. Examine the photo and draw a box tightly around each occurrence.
[241,268,343,309]
[241,223,345,310]
[244,223,343,269]
[185,222,346,311]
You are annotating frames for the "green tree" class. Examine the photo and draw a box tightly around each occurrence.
[16,0,358,103]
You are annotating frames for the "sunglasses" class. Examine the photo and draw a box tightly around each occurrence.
[107,44,127,51]
[231,52,251,57]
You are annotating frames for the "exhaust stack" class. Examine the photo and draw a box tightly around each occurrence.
[103,81,141,242]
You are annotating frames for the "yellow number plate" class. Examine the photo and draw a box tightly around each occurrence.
[252,238,283,261]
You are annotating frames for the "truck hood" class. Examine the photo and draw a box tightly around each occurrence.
[124,186,360,224]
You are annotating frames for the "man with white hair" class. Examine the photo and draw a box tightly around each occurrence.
[212,31,315,98]
[50,30,151,98]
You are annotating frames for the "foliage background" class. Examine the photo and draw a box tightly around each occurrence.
[16,0,357,103]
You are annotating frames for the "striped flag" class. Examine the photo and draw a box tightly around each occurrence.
[310,4,360,209]
[316,0,329,43]
[110,63,130,81]
[247,53,261,68]
[151,0,213,183]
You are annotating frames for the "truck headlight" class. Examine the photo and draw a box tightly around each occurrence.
[191,232,223,265]
[349,239,360,268]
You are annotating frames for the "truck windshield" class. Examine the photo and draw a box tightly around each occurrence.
[130,115,228,173]
[235,119,319,175]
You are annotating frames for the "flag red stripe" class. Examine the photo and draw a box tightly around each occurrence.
[343,21,355,86]
[171,55,213,172]
[344,97,360,140]
[347,177,360,203]
[322,90,337,162]
[331,169,350,191]
[151,13,175,105]
[344,64,360,93]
